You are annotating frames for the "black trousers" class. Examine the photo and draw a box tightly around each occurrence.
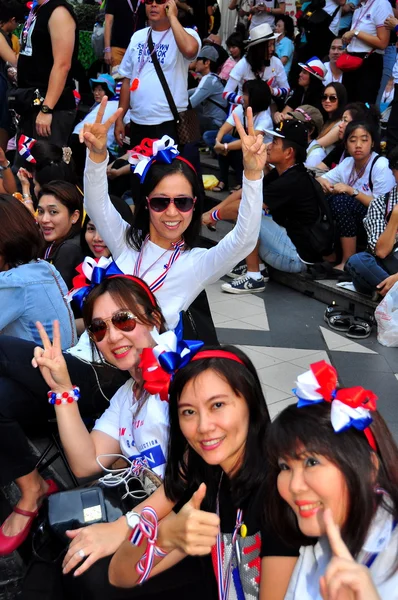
[343,52,383,104]
[0,336,128,486]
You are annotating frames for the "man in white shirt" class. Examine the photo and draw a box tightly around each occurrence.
[305,0,345,62]
[323,37,344,85]
[115,0,201,150]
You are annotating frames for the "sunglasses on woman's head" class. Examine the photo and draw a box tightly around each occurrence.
[322,94,338,102]
[88,310,138,342]
[144,0,167,4]
[146,196,196,213]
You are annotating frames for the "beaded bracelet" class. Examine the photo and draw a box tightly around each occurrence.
[104,46,111,53]
[47,386,80,405]
[211,209,221,222]
[129,507,167,583]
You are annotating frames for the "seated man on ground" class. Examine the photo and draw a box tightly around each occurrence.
[345,147,398,297]
[220,119,333,294]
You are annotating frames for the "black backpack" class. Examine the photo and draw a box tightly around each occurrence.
[305,174,336,257]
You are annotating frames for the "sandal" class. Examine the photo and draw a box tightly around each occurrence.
[324,303,354,332]
[230,184,242,191]
[212,183,226,193]
[346,318,373,339]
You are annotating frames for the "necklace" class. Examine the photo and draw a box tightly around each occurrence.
[21,0,51,47]
[347,154,372,187]
[133,235,185,293]
[130,27,169,91]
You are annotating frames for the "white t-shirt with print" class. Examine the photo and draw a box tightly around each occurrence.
[323,152,395,198]
[347,0,391,54]
[227,55,289,97]
[324,0,342,36]
[93,379,169,478]
[119,26,201,125]
[226,104,273,142]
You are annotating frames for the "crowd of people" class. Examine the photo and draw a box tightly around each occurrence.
[0,0,398,598]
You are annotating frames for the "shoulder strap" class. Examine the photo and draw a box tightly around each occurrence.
[331,3,340,20]
[148,30,180,123]
[368,155,381,193]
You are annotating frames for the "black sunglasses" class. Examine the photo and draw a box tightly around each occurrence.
[88,310,138,343]
[144,0,167,4]
[322,94,338,102]
[146,196,196,213]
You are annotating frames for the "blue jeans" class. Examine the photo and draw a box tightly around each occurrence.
[376,45,397,108]
[345,251,389,295]
[258,216,308,273]
[202,130,243,188]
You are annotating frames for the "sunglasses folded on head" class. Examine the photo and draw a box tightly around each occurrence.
[88,310,138,343]
[146,196,196,213]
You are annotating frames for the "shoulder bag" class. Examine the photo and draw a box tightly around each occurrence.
[148,31,200,145]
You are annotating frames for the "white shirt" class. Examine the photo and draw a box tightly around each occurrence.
[285,503,398,600]
[226,104,273,142]
[323,61,343,85]
[324,0,342,36]
[305,140,326,168]
[347,0,391,54]
[323,152,395,198]
[225,55,289,97]
[249,0,278,29]
[393,54,398,84]
[119,26,201,125]
[83,154,263,330]
[93,379,169,477]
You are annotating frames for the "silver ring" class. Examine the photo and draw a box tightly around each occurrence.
[77,549,85,559]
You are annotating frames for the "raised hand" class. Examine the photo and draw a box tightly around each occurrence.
[157,483,220,555]
[233,107,267,175]
[79,96,123,160]
[320,509,380,600]
[32,321,73,393]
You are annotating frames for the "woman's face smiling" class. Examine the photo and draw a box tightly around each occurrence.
[178,369,250,476]
[148,172,195,249]
[298,69,311,88]
[37,195,79,243]
[90,291,155,376]
[85,220,110,258]
[277,450,349,538]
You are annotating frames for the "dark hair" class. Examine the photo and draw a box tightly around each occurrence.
[343,120,377,151]
[275,14,295,40]
[0,0,28,23]
[82,276,165,360]
[164,346,271,508]
[226,31,244,57]
[265,402,398,563]
[300,75,325,108]
[0,194,44,268]
[246,40,273,76]
[27,141,78,187]
[38,181,83,253]
[344,102,381,152]
[322,82,347,122]
[126,160,203,251]
[388,146,398,170]
[242,79,271,114]
[92,82,112,96]
[81,195,133,256]
[281,138,307,164]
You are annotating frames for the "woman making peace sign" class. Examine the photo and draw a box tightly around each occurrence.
[81,98,266,333]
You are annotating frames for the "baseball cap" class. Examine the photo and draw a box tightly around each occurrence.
[288,105,324,137]
[264,119,309,149]
[197,45,219,63]
[89,74,116,96]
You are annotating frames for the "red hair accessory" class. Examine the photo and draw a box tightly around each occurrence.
[128,136,196,183]
[191,350,244,365]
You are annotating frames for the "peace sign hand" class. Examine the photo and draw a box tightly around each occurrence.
[79,96,123,162]
[32,321,73,393]
[320,509,381,600]
[233,107,267,176]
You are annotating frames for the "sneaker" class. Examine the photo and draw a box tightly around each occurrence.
[221,274,266,294]
[227,263,270,282]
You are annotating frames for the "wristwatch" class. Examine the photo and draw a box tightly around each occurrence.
[0,160,10,171]
[351,188,359,197]
[354,30,360,37]
[125,511,141,530]
[40,104,53,114]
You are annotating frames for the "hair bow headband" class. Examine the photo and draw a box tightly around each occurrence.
[140,331,245,401]
[293,360,378,451]
[67,257,156,310]
[128,136,196,183]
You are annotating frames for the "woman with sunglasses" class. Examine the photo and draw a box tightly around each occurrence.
[82,98,265,333]
[265,361,398,599]
[109,345,299,599]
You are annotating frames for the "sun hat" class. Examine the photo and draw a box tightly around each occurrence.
[288,105,324,136]
[264,119,309,149]
[298,56,326,81]
[244,23,280,48]
[197,45,219,63]
[89,73,116,96]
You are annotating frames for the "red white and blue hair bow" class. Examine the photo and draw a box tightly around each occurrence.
[139,330,204,401]
[67,256,126,309]
[128,136,179,182]
[293,360,378,450]
[18,134,37,164]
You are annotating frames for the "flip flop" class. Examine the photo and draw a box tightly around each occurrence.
[346,318,373,339]
[212,183,226,193]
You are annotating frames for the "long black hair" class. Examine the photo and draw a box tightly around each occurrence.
[164,345,271,509]
[265,402,398,563]
[246,41,273,76]
[242,79,271,114]
[126,159,203,251]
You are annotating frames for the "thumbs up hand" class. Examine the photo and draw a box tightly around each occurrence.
[319,509,381,600]
[157,483,220,555]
